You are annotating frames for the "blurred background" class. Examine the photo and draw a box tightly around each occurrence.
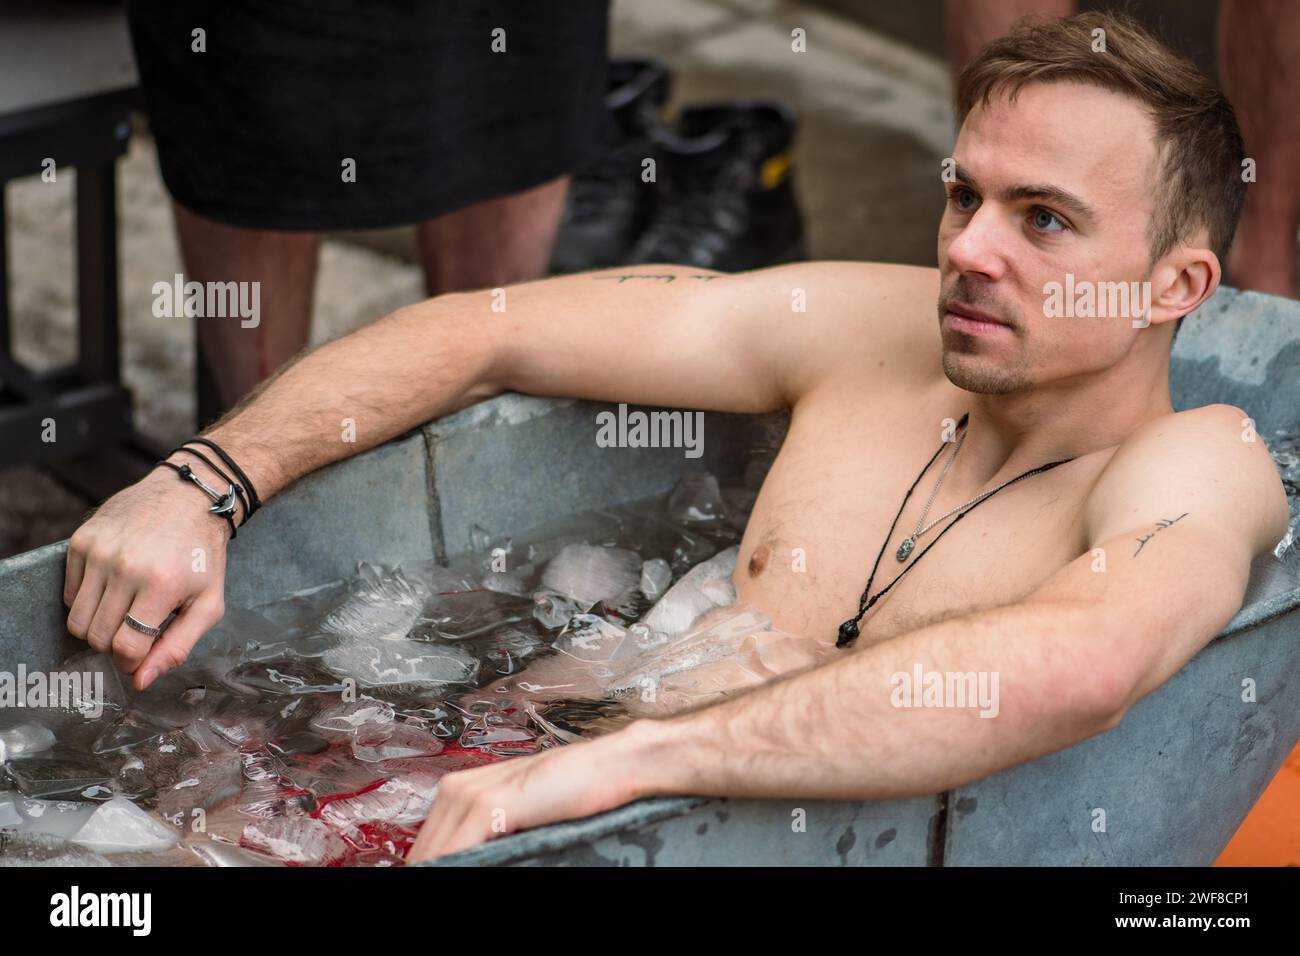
[0,0,1293,864]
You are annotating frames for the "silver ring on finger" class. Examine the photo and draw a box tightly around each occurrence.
[124,613,165,638]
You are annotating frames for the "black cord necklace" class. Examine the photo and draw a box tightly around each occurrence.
[835,412,1076,649]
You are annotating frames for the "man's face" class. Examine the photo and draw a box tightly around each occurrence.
[937,82,1161,394]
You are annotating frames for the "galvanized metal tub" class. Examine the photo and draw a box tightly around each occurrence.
[1,285,1297,866]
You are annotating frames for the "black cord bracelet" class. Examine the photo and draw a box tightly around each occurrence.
[184,437,262,518]
[167,445,249,526]
[157,460,239,540]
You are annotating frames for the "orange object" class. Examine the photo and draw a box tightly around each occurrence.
[1215,742,1300,866]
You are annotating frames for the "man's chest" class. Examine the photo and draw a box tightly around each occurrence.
[731,394,1099,647]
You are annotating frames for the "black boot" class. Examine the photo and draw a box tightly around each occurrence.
[623,101,805,271]
[550,58,671,274]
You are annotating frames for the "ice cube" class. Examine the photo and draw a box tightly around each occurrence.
[463,625,546,677]
[190,840,286,867]
[351,725,444,763]
[241,816,348,866]
[666,473,728,524]
[639,545,738,637]
[532,588,584,630]
[92,710,167,754]
[541,544,642,608]
[481,569,530,597]
[193,606,283,663]
[111,731,202,797]
[57,649,129,720]
[3,751,114,800]
[310,700,396,743]
[157,752,243,819]
[0,831,112,867]
[8,796,97,838]
[241,633,341,662]
[268,732,330,757]
[236,750,302,818]
[349,846,407,867]
[321,639,478,689]
[319,564,428,643]
[192,695,268,750]
[459,722,537,754]
[552,614,628,664]
[0,722,56,760]
[72,796,179,854]
[639,559,672,600]
[316,771,441,830]
[0,793,22,828]
[395,559,478,594]
[131,674,207,728]
[223,659,347,697]
[278,744,383,799]
[414,587,532,641]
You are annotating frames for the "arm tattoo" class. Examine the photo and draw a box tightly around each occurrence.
[591,273,721,283]
[1132,512,1189,557]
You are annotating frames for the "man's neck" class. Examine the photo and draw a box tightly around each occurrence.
[952,358,1175,491]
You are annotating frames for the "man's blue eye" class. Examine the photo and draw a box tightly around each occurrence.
[953,189,979,211]
[1032,208,1065,232]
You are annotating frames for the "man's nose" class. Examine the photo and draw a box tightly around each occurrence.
[945,204,1010,282]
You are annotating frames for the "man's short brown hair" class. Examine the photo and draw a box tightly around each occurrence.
[955,11,1246,266]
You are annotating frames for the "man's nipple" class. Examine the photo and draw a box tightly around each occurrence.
[747,544,772,577]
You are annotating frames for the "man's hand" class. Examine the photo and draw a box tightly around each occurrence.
[64,462,231,690]
[407,722,660,862]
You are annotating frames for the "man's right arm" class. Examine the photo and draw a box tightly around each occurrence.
[198,259,915,492]
[63,260,934,687]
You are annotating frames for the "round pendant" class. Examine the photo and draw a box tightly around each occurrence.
[896,537,915,562]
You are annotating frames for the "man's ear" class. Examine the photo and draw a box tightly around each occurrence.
[1148,243,1220,327]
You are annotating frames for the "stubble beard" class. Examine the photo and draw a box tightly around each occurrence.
[941,347,1031,394]
[937,280,1032,395]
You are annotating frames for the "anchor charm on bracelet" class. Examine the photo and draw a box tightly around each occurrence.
[174,464,240,516]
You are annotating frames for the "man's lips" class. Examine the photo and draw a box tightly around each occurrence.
[943,302,1014,332]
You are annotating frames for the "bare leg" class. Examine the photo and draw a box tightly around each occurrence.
[944,0,1076,80]
[172,203,321,426]
[416,175,570,295]
[1219,0,1300,298]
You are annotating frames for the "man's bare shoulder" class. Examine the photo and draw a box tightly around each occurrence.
[1084,403,1290,560]
[738,260,939,323]
[722,261,942,402]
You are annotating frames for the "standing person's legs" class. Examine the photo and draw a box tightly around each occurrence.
[416,176,571,295]
[1218,0,1300,299]
[173,203,322,426]
[944,0,1076,79]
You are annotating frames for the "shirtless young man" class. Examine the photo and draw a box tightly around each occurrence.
[61,13,1289,862]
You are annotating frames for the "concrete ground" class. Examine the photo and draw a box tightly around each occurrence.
[1,0,957,558]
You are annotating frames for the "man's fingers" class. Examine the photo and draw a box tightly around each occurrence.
[66,565,107,644]
[412,772,484,861]
[412,764,519,861]
[86,578,137,655]
[135,591,224,690]
[414,794,479,861]
[64,537,87,608]
[109,590,180,676]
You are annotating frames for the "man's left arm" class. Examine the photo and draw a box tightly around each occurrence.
[410,404,1289,860]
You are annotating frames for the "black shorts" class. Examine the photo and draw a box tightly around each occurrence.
[126,0,610,230]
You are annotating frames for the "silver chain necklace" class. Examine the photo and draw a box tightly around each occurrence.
[896,419,967,561]
[898,416,1075,560]
[836,412,1077,648]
